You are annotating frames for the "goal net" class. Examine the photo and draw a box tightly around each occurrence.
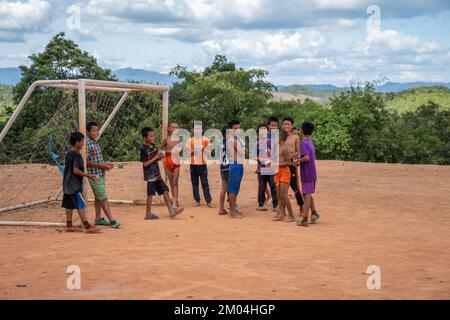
[0,80,168,221]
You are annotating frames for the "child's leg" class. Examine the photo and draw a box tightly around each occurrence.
[172,167,180,207]
[257,173,266,207]
[65,209,73,228]
[94,199,102,220]
[219,179,228,214]
[275,184,285,217]
[310,195,316,214]
[146,195,153,218]
[100,199,115,222]
[163,190,174,211]
[199,165,212,204]
[76,208,92,229]
[228,192,237,215]
[302,194,311,221]
[165,168,175,203]
[282,183,294,218]
[190,165,201,203]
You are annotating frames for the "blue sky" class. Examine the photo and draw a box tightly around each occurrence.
[0,0,449,86]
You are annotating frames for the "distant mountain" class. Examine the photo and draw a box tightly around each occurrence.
[385,86,450,113]
[0,67,21,85]
[0,67,177,86]
[112,68,177,85]
[278,84,343,99]
[377,82,450,93]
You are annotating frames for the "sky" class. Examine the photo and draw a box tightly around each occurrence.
[0,0,450,86]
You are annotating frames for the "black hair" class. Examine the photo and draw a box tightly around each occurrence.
[267,116,279,126]
[221,125,229,137]
[228,119,240,129]
[301,121,315,136]
[282,116,294,125]
[70,131,84,146]
[86,121,99,132]
[257,123,268,131]
[279,129,288,142]
[292,127,298,131]
[141,127,154,138]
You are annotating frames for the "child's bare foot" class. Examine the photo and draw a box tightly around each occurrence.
[65,226,82,233]
[218,209,229,215]
[169,206,184,218]
[297,218,309,227]
[311,211,320,224]
[272,214,285,221]
[84,225,100,233]
[206,202,215,208]
[264,194,271,205]
[145,213,159,220]
[283,216,295,222]
[256,206,267,211]
[194,202,201,207]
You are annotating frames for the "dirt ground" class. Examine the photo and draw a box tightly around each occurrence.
[0,160,449,299]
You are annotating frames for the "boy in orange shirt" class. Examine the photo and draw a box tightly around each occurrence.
[186,122,213,207]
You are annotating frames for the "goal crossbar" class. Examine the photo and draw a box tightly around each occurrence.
[0,79,169,214]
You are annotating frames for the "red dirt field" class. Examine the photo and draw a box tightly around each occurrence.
[0,160,449,299]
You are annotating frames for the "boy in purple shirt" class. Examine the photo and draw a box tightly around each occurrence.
[297,121,320,227]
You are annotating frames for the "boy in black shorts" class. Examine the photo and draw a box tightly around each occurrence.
[140,127,184,220]
[62,132,99,233]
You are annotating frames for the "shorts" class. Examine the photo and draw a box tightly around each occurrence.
[227,163,243,194]
[302,181,316,195]
[163,154,180,172]
[62,192,86,210]
[88,175,108,200]
[147,179,169,196]
[275,166,291,185]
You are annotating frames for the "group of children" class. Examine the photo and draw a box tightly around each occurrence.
[61,117,319,233]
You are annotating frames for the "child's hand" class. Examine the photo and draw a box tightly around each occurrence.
[89,174,99,181]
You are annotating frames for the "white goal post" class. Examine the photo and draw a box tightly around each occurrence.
[0,79,169,213]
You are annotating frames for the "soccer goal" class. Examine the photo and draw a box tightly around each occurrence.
[0,79,169,218]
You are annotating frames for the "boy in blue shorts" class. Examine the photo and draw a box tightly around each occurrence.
[226,119,245,219]
[141,127,184,220]
[62,132,99,233]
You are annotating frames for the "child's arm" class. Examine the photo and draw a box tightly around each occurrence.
[73,167,97,179]
[142,152,163,168]
[87,159,111,171]
[298,154,310,163]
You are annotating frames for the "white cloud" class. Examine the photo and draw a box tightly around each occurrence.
[0,0,51,42]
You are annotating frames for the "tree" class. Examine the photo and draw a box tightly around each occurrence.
[169,55,275,129]
[9,32,115,140]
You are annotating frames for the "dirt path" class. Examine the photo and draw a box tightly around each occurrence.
[0,160,449,299]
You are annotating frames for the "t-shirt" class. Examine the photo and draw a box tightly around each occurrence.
[86,137,105,177]
[300,138,317,183]
[220,139,229,174]
[253,137,276,175]
[63,149,84,195]
[186,137,211,165]
[140,143,161,182]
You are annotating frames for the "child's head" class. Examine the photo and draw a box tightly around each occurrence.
[279,129,288,144]
[257,123,268,136]
[86,121,100,140]
[301,121,315,137]
[192,121,203,136]
[267,116,279,130]
[292,127,299,136]
[282,117,294,132]
[70,131,85,149]
[142,127,155,144]
[168,121,178,134]
[228,119,240,130]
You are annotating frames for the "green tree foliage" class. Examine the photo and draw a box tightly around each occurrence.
[169,55,275,129]
[6,32,115,141]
